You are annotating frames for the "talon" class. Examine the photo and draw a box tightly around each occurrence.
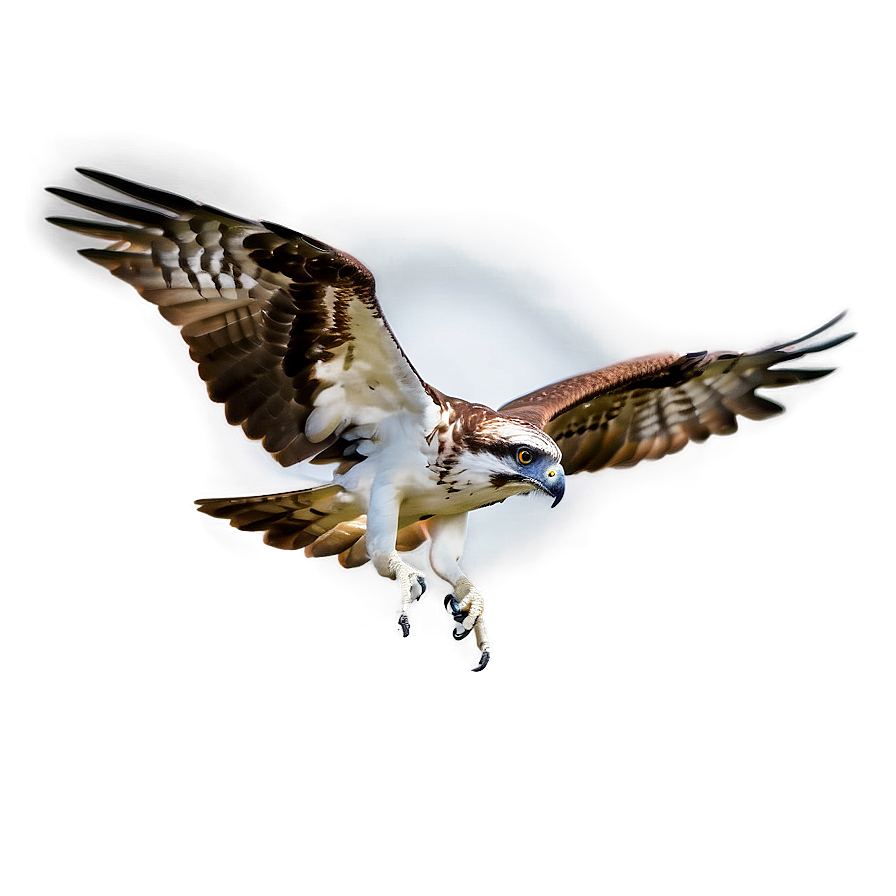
[398,613,410,638]
[443,594,457,613]
[415,575,426,600]
[471,649,490,672]
[452,625,473,641]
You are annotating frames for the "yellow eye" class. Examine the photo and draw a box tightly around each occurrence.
[517,448,534,465]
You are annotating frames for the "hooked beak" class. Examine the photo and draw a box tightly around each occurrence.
[544,464,566,508]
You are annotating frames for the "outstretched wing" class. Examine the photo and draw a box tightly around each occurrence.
[47,169,440,468]
[499,314,854,475]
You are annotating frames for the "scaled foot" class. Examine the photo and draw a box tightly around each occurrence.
[388,552,426,638]
[444,580,491,671]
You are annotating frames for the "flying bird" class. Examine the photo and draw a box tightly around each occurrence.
[47,169,854,671]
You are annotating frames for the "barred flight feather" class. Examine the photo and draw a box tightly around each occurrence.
[48,169,440,471]
[500,313,853,475]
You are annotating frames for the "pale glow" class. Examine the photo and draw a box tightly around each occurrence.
[323,210,635,407]
[149,211,643,562]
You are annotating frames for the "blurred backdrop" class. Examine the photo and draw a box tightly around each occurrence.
[4,3,893,894]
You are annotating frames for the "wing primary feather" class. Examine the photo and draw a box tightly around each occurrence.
[77,247,145,269]
[762,310,850,352]
[74,168,203,215]
[45,187,175,228]
[784,331,855,356]
[761,367,835,387]
[46,216,147,242]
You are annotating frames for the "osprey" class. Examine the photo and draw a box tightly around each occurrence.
[47,169,853,671]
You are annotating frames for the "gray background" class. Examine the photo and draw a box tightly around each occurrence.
[4,3,892,893]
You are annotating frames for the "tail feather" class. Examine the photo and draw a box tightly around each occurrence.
[197,485,433,560]
[303,516,368,558]
[301,519,430,568]
[195,484,351,550]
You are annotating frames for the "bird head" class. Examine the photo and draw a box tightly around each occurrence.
[461,412,566,507]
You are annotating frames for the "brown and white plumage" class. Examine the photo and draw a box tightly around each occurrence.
[47,169,436,470]
[500,317,851,474]
[47,169,854,671]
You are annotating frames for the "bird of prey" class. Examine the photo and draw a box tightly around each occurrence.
[47,169,854,671]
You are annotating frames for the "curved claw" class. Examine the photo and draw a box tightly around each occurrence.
[452,625,473,641]
[443,594,464,622]
[443,594,468,625]
[471,649,490,672]
[415,575,426,600]
[398,613,410,638]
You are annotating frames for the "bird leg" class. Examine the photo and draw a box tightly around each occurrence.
[388,551,426,637]
[366,481,427,638]
[424,513,491,671]
[444,578,490,671]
